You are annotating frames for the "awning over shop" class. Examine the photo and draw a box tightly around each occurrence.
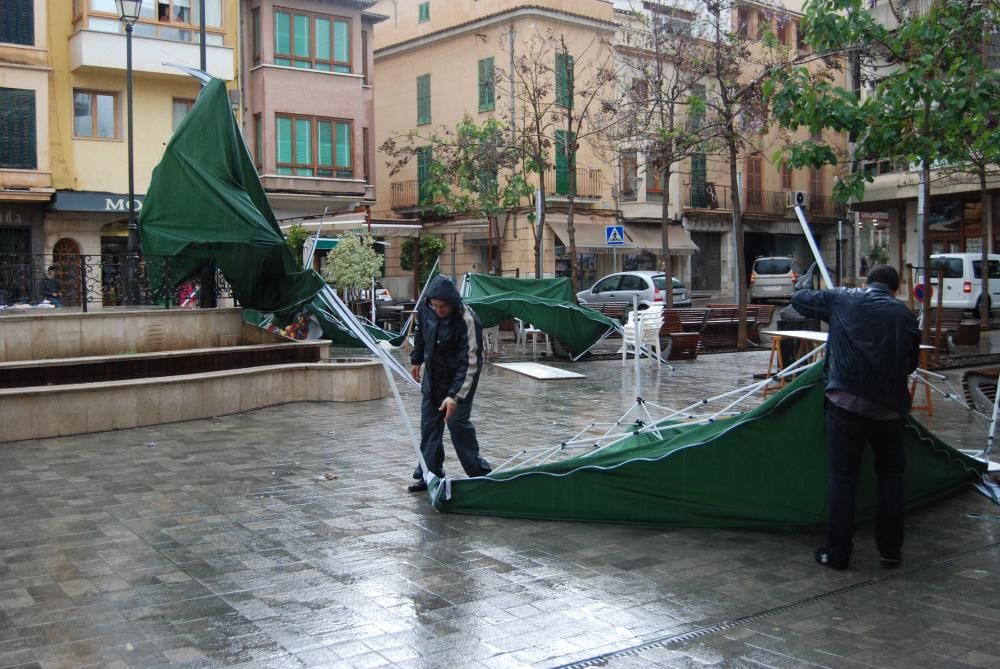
[624,223,699,255]
[312,237,339,251]
[547,221,636,254]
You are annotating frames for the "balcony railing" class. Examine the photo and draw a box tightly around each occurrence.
[543,167,605,199]
[389,180,449,209]
[0,253,234,311]
[681,185,846,217]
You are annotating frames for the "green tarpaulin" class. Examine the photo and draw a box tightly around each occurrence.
[434,364,983,527]
[139,79,324,314]
[463,274,618,356]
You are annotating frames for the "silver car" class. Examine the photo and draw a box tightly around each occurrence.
[576,271,692,310]
[749,256,802,303]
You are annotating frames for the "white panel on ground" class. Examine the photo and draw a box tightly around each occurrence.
[492,362,586,380]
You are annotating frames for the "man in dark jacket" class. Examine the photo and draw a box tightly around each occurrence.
[792,265,921,570]
[408,275,491,492]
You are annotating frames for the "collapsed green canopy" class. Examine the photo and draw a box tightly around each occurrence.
[463,274,618,356]
[139,78,324,313]
[434,364,983,527]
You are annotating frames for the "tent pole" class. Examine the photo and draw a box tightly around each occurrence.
[794,205,834,288]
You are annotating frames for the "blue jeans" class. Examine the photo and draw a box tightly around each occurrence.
[824,403,905,565]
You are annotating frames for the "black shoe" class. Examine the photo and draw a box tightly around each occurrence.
[815,547,848,570]
[879,552,902,568]
[407,480,428,493]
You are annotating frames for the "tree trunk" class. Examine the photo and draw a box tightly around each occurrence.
[567,157,578,291]
[981,163,990,325]
[920,157,932,347]
[534,173,547,278]
[728,130,748,350]
[660,163,673,308]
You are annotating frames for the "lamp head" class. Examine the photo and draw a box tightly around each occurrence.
[115,0,143,25]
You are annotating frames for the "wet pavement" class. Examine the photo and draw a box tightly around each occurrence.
[4,333,1000,668]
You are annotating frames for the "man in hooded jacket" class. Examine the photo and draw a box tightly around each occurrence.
[408,275,492,492]
[792,264,921,570]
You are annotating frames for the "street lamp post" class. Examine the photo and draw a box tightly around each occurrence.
[116,0,142,306]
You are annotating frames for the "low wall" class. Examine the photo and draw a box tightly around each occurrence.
[0,360,388,443]
[0,308,248,362]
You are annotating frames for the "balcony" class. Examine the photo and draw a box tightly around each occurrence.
[542,167,605,200]
[681,185,846,217]
[68,30,235,80]
[390,180,446,210]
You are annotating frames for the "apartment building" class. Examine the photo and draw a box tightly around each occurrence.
[636,0,849,295]
[850,0,1000,274]
[0,0,54,287]
[240,0,383,232]
[35,0,236,307]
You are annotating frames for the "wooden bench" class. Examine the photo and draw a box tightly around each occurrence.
[661,309,701,360]
[920,307,965,352]
[706,303,775,343]
[582,301,630,323]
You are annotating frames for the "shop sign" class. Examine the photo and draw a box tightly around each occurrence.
[50,191,145,213]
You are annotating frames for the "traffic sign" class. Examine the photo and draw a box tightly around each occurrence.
[606,225,625,246]
[913,283,934,302]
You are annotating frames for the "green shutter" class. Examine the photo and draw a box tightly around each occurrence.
[418,2,430,22]
[275,11,290,56]
[478,57,495,112]
[417,146,431,204]
[318,120,333,167]
[335,122,351,170]
[556,52,573,108]
[417,74,431,125]
[295,118,312,175]
[555,130,574,195]
[293,14,310,58]
[315,17,331,62]
[334,20,350,68]
[254,115,262,165]
[690,153,706,207]
[0,88,36,169]
[276,116,293,163]
[0,0,33,46]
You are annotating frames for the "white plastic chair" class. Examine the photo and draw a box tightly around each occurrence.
[514,318,552,357]
[482,325,501,359]
[622,307,664,364]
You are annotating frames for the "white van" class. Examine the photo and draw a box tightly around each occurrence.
[923,253,1000,314]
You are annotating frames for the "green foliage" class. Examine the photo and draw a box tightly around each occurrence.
[400,235,446,286]
[322,232,383,292]
[869,242,888,266]
[285,224,309,270]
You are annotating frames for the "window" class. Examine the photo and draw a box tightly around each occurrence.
[416,74,431,125]
[745,156,762,208]
[796,19,807,51]
[621,150,638,200]
[594,275,621,293]
[1,0,33,45]
[362,127,370,180]
[631,78,648,102]
[418,2,430,22]
[737,6,750,39]
[0,88,36,169]
[775,17,787,45]
[361,30,369,84]
[556,52,573,108]
[989,31,1000,69]
[416,146,432,204]
[756,11,769,39]
[781,165,793,190]
[789,19,799,48]
[73,90,118,139]
[809,166,824,211]
[555,130,576,195]
[274,9,351,73]
[478,58,495,112]
[646,156,663,194]
[86,0,223,44]
[275,115,352,178]
[252,8,261,64]
[254,113,262,166]
[690,153,707,206]
[172,98,195,132]
[688,84,705,128]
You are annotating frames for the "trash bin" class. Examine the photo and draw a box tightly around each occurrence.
[953,320,981,346]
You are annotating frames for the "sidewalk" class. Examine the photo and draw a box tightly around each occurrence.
[1,345,999,668]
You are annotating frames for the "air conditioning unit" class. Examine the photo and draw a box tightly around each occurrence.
[785,190,809,209]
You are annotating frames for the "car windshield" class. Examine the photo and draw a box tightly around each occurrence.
[754,259,793,274]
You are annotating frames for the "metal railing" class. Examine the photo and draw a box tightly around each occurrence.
[0,253,234,311]
[681,185,846,217]
[543,167,605,199]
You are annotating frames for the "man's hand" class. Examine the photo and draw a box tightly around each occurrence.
[411,364,422,382]
[439,396,458,422]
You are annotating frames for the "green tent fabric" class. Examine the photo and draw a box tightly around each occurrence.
[463,274,618,356]
[434,364,983,527]
[139,78,324,314]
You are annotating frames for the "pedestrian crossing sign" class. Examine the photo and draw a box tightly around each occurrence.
[606,225,625,246]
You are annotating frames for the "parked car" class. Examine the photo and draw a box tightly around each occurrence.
[749,256,802,303]
[919,253,1000,315]
[576,271,692,312]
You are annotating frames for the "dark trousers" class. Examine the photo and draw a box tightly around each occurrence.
[413,388,491,480]
[825,403,906,565]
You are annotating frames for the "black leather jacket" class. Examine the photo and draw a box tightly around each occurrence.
[410,275,483,402]
[791,283,921,414]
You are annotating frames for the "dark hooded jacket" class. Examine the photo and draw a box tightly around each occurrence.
[791,283,921,414]
[410,275,484,403]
